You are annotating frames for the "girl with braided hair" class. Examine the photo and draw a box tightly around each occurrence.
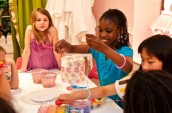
[124,70,172,113]
[55,9,133,108]
[55,34,172,109]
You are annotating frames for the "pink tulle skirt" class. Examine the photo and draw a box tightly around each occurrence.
[150,10,172,37]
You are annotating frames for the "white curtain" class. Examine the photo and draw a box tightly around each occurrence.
[46,0,96,45]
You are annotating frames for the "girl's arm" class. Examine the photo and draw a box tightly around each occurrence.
[55,40,89,54]
[49,26,61,68]
[56,83,116,104]
[102,45,133,72]
[21,25,32,72]
[71,45,89,53]
[0,66,11,101]
[86,34,133,73]
[5,58,19,89]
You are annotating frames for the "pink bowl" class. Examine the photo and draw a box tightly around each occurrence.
[31,69,48,84]
[41,72,57,88]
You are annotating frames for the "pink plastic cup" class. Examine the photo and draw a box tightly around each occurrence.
[41,72,57,88]
[31,69,48,84]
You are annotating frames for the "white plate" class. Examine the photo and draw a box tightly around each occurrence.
[30,90,56,103]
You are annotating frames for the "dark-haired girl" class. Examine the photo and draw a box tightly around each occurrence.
[124,70,172,113]
[56,34,172,109]
[55,9,133,107]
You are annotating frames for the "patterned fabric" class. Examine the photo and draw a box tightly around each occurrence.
[61,55,85,85]
[27,36,58,70]
[88,65,98,79]
[115,72,133,99]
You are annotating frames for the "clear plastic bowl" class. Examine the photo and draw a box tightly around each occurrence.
[31,69,48,84]
[69,100,90,113]
[41,72,57,88]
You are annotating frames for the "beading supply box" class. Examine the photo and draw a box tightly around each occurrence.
[61,54,85,85]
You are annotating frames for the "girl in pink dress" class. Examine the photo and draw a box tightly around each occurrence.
[21,8,61,71]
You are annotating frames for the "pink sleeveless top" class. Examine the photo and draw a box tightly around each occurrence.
[27,35,58,70]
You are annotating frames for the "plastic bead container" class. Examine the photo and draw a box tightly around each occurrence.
[38,99,106,113]
[41,72,57,88]
[68,100,90,113]
[38,103,68,113]
[31,69,48,84]
[61,55,85,85]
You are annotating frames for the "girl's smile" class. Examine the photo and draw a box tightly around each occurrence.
[98,19,119,49]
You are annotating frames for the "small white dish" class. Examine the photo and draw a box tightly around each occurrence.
[30,90,56,103]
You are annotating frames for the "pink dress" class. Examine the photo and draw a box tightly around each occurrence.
[27,35,58,70]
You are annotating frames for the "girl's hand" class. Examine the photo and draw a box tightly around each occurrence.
[0,61,4,75]
[4,58,15,73]
[55,94,75,105]
[19,68,27,72]
[55,39,72,53]
[5,58,14,65]
[86,34,107,52]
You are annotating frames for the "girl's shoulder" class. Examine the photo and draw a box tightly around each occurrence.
[119,46,133,51]
[26,25,35,40]
[48,26,58,33]
[26,25,32,31]
[116,46,133,56]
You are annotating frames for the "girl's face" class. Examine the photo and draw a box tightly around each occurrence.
[34,13,49,31]
[141,48,163,70]
[98,19,120,49]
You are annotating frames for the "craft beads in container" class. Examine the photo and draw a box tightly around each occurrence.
[38,103,49,113]
[41,72,57,88]
[68,100,90,113]
[38,100,92,113]
[31,69,48,84]
[38,103,68,113]
[90,98,106,109]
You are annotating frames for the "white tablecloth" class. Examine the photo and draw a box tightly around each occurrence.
[11,70,123,113]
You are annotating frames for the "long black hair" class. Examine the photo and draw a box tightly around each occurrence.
[124,70,172,113]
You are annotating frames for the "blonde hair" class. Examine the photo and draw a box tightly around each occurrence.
[30,8,53,43]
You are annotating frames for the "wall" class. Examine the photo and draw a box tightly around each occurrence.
[133,0,162,63]
[93,0,162,64]
[92,0,134,29]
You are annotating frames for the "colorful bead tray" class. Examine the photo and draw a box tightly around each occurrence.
[38,100,90,113]
[90,98,106,109]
